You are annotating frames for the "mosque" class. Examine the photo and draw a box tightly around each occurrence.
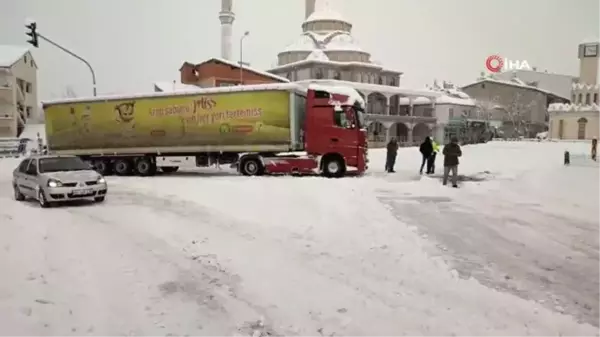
[266,0,445,145]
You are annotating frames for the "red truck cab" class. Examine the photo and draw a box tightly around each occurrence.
[256,84,368,177]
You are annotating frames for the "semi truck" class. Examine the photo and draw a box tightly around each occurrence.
[41,82,368,178]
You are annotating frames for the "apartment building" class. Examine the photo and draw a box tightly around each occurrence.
[0,45,38,138]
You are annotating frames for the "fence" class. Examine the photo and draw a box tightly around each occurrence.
[0,138,32,158]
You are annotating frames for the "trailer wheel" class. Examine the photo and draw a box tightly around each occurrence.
[240,157,264,176]
[93,159,112,176]
[322,155,346,178]
[135,157,156,176]
[114,158,133,176]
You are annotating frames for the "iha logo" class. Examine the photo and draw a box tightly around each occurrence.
[485,55,531,73]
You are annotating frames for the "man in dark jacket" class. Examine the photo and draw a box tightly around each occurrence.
[419,137,433,174]
[442,137,462,188]
[385,138,398,173]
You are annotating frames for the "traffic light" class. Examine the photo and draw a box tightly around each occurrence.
[25,22,38,48]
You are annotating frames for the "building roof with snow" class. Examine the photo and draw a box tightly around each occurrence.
[461,76,570,101]
[0,45,36,68]
[184,57,290,83]
[491,70,577,99]
[153,81,202,92]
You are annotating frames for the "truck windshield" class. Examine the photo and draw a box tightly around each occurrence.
[39,157,91,173]
[353,104,365,129]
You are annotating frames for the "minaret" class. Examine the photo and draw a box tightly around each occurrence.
[219,0,234,60]
[305,0,315,19]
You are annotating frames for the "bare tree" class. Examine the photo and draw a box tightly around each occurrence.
[505,92,537,137]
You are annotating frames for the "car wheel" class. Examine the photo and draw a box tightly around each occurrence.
[13,184,25,201]
[94,196,105,203]
[38,189,51,208]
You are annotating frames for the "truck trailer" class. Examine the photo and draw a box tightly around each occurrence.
[41,82,368,177]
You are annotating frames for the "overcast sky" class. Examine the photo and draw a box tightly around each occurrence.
[1,0,598,100]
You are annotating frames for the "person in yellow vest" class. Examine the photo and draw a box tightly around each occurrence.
[427,138,441,174]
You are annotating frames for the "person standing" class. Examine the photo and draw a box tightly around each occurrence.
[419,137,433,174]
[385,138,399,173]
[592,138,597,161]
[442,137,462,188]
[427,139,440,174]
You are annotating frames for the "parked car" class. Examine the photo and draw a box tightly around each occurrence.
[12,155,108,208]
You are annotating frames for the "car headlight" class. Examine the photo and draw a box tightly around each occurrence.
[47,179,62,188]
[97,177,106,184]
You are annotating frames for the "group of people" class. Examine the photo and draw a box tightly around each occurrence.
[385,136,462,188]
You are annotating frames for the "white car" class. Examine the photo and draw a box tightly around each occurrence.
[12,155,108,208]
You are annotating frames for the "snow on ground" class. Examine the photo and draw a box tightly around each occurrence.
[0,141,598,336]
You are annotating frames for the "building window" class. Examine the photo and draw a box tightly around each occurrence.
[585,93,591,105]
[389,78,396,86]
[26,106,32,117]
[578,117,588,139]
[378,76,383,85]
[315,68,324,79]
[558,119,565,139]
[578,93,582,103]
[334,71,341,80]
[25,82,32,93]
[449,108,454,119]
[572,94,576,103]
[481,83,485,89]
[24,55,27,63]
[594,93,598,104]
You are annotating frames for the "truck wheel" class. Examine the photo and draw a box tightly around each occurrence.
[113,159,132,176]
[322,156,346,178]
[240,157,264,176]
[93,159,112,176]
[135,157,156,176]
[160,166,179,174]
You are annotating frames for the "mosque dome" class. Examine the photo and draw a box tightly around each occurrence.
[277,0,371,66]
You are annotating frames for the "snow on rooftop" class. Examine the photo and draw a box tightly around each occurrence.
[208,57,290,83]
[295,79,441,99]
[153,81,201,93]
[465,77,569,100]
[548,102,600,112]
[573,83,600,90]
[303,0,349,25]
[306,49,329,61]
[0,45,30,68]
[282,31,365,54]
[581,36,599,44]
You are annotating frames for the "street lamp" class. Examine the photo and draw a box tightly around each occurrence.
[239,31,249,85]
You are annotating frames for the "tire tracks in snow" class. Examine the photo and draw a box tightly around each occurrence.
[376,187,600,328]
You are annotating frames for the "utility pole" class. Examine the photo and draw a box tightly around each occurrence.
[25,21,97,96]
[239,31,249,85]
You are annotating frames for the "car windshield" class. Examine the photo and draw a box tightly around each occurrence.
[39,157,91,173]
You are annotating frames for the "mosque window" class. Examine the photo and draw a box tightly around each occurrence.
[578,93,582,103]
[334,71,341,80]
[594,93,598,104]
[578,117,588,139]
[585,93,591,105]
[389,78,396,86]
[378,77,383,85]
[315,68,324,79]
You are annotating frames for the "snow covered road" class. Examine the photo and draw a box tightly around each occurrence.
[0,141,598,336]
